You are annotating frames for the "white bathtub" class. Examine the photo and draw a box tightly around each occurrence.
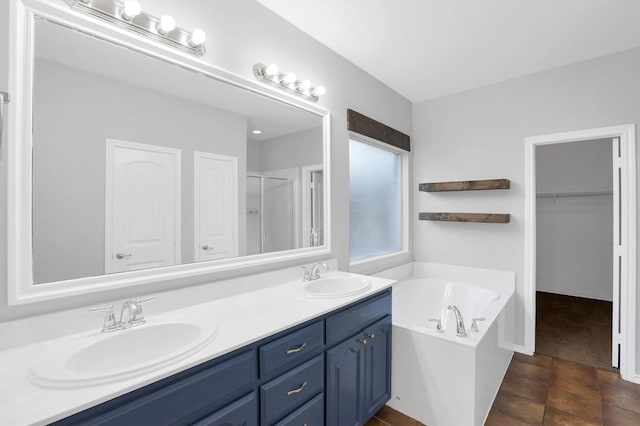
[375,262,515,426]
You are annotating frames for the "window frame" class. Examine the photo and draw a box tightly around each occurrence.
[348,132,412,274]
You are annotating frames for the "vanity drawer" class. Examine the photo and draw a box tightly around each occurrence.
[326,291,391,346]
[273,392,324,426]
[84,350,257,426]
[193,392,258,426]
[260,354,324,425]
[260,320,324,378]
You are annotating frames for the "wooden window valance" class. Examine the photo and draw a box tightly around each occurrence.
[347,109,410,151]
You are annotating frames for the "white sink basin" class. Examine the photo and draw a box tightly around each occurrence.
[302,276,372,298]
[28,321,218,389]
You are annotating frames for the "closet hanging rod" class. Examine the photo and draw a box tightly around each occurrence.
[536,190,613,198]
[0,91,10,162]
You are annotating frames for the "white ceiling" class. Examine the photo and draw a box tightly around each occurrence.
[257,0,640,103]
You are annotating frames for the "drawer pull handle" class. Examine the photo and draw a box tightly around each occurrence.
[287,381,307,396]
[286,342,307,354]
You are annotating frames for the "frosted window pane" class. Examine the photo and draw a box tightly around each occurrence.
[349,140,401,261]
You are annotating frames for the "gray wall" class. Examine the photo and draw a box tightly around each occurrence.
[260,127,323,172]
[32,59,248,283]
[536,138,613,193]
[413,47,640,354]
[247,127,322,173]
[536,139,613,300]
[0,0,412,320]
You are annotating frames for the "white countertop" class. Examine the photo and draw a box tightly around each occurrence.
[0,270,394,426]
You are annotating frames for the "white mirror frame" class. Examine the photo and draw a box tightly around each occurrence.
[7,0,331,305]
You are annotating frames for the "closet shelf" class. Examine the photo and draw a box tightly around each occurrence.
[419,212,510,224]
[419,179,510,192]
[536,190,613,198]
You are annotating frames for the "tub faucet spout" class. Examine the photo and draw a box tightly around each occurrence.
[447,305,467,337]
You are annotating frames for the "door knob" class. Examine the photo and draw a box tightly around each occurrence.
[115,252,131,259]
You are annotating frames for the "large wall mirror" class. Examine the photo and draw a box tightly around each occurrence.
[8,2,330,304]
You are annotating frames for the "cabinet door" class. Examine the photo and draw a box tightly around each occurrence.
[326,333,367,426]
[364,316,392,420]
[193,392,258,426]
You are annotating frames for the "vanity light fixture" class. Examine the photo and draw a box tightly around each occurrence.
[121,0,141,21]
[253,63,326,102]
[63,0,206,56]
[157,15,176,35]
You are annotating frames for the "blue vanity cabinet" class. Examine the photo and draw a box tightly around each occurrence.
[363,316,392,420]
[326,330,367,425]
[53,350,259,426]
[325,292,392,426]
[51,289,392,426]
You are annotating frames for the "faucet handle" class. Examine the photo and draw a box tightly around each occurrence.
[89,304,119,332]
[429,318,443,333]
[131,296,156,324]
[471,317,486,332]
[136,296,156,304]
[301,266,312,281]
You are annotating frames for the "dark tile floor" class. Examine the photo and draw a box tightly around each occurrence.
[486,352,640,425]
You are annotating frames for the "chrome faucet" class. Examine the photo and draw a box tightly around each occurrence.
[447,305,467,337]
[302,262,329,281]
[90,296,156,333]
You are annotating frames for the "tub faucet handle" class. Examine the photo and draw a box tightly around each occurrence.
[471,317,486,332]
[429,318,443,333]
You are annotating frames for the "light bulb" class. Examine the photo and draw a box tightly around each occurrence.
[265,64,279,77]
[189,29,206,47]
[284,72,297,85]
[158,15,176,34]
[299,80,312,92]
[252,130,262,135]
[122,0,142,20]
[314,85,326,96]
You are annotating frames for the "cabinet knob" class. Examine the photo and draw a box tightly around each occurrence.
[368,333,375,340]
[359,338,367,345]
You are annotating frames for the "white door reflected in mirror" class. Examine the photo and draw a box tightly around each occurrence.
[105,140,181,274]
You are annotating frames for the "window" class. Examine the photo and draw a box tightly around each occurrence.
[349,138,404,261]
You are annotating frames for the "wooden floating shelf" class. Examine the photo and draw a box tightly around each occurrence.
[419,179,510,192]
[419,212,510,224]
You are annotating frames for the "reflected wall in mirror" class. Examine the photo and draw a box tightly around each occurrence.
[31,17,325,284]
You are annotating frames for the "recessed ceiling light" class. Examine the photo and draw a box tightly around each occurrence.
[252,130,262,135]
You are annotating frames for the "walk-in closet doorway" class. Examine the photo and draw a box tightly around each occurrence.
[523,124,637,383]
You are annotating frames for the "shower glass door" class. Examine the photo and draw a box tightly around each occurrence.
[246,175,294,255]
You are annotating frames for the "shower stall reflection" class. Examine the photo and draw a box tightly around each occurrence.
[246,175,295,255]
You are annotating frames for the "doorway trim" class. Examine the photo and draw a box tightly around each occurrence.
[523,124,637,382]
[302,164,323,247]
